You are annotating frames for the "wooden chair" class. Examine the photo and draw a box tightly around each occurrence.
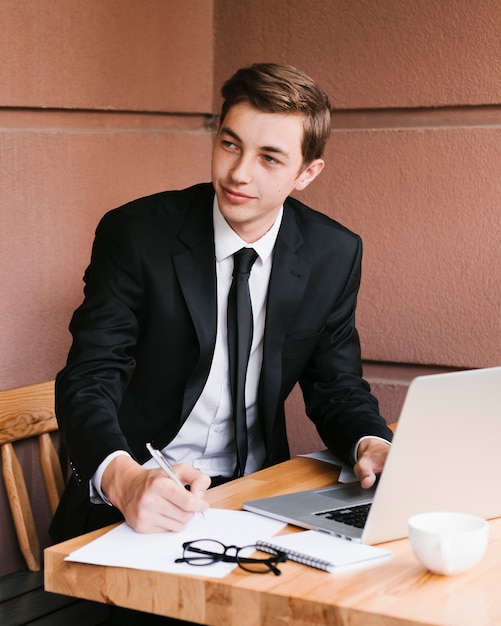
[0,380,64,572]
[0,380,111,624]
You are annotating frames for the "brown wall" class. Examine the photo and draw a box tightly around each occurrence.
[1,0,500,574]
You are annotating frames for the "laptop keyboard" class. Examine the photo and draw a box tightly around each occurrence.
[314,502,372,529]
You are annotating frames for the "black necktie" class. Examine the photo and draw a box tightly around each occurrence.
[227,247,258,478]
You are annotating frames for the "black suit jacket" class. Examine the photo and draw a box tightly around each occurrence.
[52,183,392,539]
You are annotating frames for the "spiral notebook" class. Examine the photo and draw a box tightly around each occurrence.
[256,530,392,572]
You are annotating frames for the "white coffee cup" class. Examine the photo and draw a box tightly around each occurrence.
[408,511,488,576]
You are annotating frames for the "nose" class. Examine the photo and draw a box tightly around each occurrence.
[229,155,252,184]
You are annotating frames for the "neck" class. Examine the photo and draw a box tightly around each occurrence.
[226,213,281,244]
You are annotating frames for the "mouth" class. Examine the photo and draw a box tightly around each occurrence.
[221,185,254,204]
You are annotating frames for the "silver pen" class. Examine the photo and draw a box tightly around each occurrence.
[145,443,206,517]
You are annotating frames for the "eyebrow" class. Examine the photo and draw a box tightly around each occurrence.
[220,126,291,160]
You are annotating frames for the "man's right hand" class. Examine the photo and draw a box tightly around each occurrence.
[101,455,211,533]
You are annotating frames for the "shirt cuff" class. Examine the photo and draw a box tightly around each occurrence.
[353,435,391,462]
[90,450,131,505]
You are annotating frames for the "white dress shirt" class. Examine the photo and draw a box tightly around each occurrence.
[161,199,282,477]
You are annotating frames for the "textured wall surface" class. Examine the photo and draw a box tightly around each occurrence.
[214,0,501,108]
[0,1,213,112]
[308,126,501,368]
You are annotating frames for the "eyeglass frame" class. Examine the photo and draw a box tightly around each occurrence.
[175,538,287,576]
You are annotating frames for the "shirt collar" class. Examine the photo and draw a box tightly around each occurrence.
[213,196,283,264]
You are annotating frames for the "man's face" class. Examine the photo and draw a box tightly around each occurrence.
[211,102,324,242]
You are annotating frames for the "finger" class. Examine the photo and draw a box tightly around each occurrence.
[359,471,376,489]
[353,458,376,489]
[175,463,212,493]
[132,504,195,533]
[129,476,198,532]
[154,472,202,510]
[156,472,210,517]
[133,470,194,519]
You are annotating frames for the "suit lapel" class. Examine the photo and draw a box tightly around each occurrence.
[259,204,311,445]
[173,188,218,422]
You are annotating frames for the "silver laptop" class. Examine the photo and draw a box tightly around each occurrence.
[244,367,501,544]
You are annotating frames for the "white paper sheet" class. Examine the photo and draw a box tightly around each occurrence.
[65,508,286,578]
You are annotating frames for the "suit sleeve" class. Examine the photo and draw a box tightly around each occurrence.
[298,238,393,465]
[55,210,143,485]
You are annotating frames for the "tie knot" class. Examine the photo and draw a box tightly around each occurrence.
[233,247,258,275]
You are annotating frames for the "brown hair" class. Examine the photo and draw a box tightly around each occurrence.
[220,63,332,165]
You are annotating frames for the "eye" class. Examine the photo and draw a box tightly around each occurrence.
[263,154,278,165]
[221,139,238,151]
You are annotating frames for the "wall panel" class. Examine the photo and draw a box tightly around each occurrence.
[214,0,501,109]
[0,0,213,112]
[300,123,501,369]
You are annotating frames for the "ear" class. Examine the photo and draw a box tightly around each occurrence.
[294,159,325,191]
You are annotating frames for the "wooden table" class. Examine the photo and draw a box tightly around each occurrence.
[45,457,501,625]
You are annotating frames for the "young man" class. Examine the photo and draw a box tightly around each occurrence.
[51,63,392,544]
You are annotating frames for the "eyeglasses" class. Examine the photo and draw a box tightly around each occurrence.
[175,539,287,576]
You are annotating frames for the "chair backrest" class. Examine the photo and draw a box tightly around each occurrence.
[0,380,64,571]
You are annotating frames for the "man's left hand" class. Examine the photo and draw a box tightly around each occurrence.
[353,438,391,488]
